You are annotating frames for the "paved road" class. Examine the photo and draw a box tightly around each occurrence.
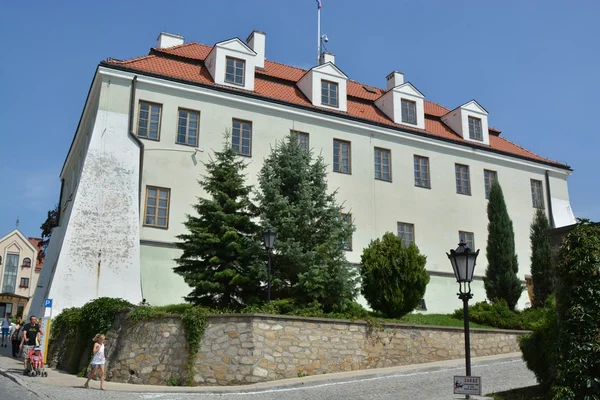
[1,356,536,400]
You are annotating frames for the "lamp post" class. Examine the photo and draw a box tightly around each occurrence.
[263,227,277,302]
[447,240,479,378]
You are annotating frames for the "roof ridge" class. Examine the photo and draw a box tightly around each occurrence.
[115,54,156,65]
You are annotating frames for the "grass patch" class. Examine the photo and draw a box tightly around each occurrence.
[394,313,495,329]
[487,385,545,399]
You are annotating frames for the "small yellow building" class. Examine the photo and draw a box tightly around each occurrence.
[0,229,44,319]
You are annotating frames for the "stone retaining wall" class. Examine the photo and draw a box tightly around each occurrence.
[55,313,526,386]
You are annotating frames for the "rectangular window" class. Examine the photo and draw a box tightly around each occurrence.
[484,169,497,199]
[137,101,162,140]
[397,222,415,246]
[341,213,352,251]
[333,139,351,174]
[16,304,24,318]
[321,80,339,107]
[374,148,391,181]
[225,57,245,86]
[144,187,170,228]
[19,278,29,288]
[455,164,471,195]
[291,130,309,151]
[401,99,417,125]
[531,179,544,209]
[176,109,200,146]
[468,116,483,141]
[232,119,252,156]
[459,231,475,250]
[2,254,19,293]
[414,155,430,188]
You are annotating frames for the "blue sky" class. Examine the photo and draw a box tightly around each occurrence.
[1,0,598,238]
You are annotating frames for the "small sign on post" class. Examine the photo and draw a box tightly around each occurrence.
[454,376,482,396]
[44,299,53,308]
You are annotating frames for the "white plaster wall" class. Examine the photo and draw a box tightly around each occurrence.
[32,77,142,317]
[126,73,571,312]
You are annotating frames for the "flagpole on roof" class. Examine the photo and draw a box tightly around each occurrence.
[317,0,322,63]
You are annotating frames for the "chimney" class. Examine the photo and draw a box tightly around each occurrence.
[386,71,404,90]
[157,32,184,48]
[246,30,266,69]
[319,52,335,65]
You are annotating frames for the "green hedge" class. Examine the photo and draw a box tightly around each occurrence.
[452,299,547,331]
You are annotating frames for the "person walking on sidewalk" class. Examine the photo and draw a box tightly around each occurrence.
[9,318,23,358]
[19,316,44,371]
[1,313,12,347]
[84,334,106,390]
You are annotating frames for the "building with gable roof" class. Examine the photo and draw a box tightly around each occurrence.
[0,229,44,318]
[30,30,576,317]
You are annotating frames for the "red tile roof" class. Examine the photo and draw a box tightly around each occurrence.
[106,42,566,168]
[27,237,44,270]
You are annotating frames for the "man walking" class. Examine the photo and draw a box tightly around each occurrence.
[19,316,44,371]
[1,313,12,347]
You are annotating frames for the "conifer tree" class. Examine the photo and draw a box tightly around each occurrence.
[174,133,263,307]
[483,180,522,310]
[256,134,358,311]
[530,208,554,308]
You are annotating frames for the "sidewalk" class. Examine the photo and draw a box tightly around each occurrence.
[0,342,517,395]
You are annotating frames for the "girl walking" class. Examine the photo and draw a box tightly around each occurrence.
[84,334,106,390]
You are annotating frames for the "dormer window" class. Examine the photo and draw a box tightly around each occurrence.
[441,100,490,145]
[296,57,348,112]
[225,57,245,86]
[401,99,417,125]
[321,80,339,108]
[468,116,483,141]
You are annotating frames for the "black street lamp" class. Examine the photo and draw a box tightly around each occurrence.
[447,240,480,377]
[263,227,277,302]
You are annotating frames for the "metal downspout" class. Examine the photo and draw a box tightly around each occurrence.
[545,170,555,228]
[127,75,145,303]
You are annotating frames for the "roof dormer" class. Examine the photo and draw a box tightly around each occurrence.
[204,37,257,91]
[375,71,425,130]
[441,100,490,145]
[297,53,348,112]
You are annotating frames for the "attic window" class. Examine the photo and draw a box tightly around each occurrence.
[225,57,245,86]
[363,86,377,94]
[468,116,483,141]
[321,80,339,107]
[401,99,417,125]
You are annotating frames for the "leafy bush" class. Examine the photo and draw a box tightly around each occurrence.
[49,307,82,342]
[519,296,558,391]
[452,299,548,331]
[360,232,429,318]
[551,219,600,398]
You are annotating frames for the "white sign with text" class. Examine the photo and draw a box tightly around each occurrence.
[454,376,482,395]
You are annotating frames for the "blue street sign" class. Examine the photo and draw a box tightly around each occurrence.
[44,299,53,308]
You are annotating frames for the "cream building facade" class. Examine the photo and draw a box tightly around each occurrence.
[0,229,43,318]
[31,30,575,318]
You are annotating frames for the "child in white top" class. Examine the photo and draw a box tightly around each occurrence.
[84,334,106,390]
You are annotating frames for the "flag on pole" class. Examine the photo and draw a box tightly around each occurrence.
[316,0,322,9]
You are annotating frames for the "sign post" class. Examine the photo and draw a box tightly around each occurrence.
[454,376,482,397]
[40,299,53,364]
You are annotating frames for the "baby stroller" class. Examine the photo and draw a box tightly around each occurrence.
[26,347,48,377]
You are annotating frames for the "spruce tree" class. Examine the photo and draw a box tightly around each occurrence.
[256,134,358,312]
[483,180,522,310]
[174,133,263,307]
[530,208,553,308]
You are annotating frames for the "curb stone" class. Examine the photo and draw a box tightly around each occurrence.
[0,367,28,388]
